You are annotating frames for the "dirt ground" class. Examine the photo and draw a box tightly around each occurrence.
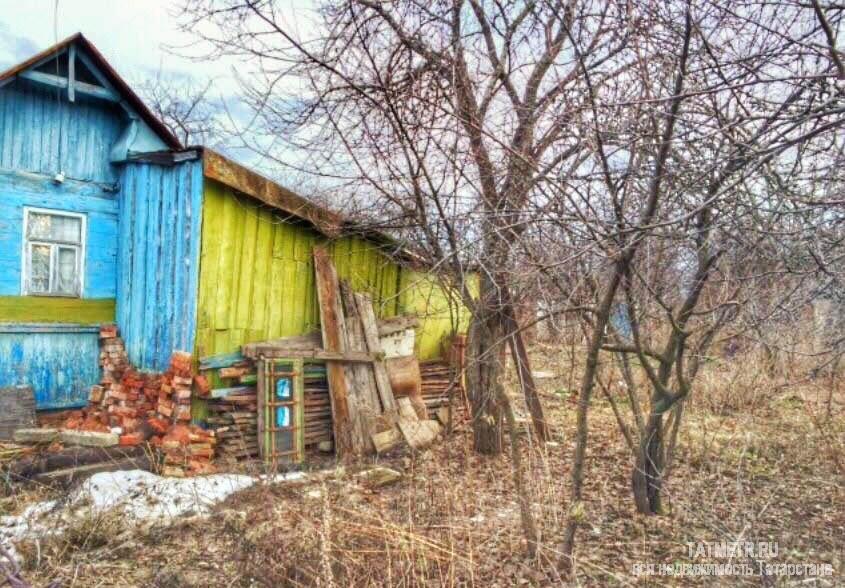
[7,350,845,587]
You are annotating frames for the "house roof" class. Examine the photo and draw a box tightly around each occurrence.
[200,148,424,264]
[2,34,422,264]
[202,148,345,238]
[0,33,182,150]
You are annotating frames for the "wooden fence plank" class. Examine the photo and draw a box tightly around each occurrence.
[354,292,398,416]
[314,246,357,457]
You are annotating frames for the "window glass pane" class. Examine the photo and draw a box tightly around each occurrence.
[53,215,81,243]
[276,378,291,399]
[27,213,51,240]
[55,247,78,294]
[276,406,291,428]
[29,244,51,293]
[26,212,81,243]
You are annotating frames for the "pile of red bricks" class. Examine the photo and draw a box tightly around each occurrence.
[62,325,217,476]
[157,423,217,477]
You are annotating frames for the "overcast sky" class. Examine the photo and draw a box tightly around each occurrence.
[1,1,235,81]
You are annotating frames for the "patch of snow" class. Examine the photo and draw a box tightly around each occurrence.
[0,469,306,562]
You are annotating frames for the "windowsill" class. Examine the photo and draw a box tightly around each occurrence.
[23,293,82,299]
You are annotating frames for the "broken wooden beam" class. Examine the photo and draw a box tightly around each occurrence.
[355,292,398,417]
[32,455,152,487]
[8,445,148,482]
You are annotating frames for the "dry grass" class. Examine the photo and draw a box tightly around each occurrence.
[12,347,845,587]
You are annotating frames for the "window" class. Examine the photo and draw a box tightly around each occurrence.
[22,208,85,297]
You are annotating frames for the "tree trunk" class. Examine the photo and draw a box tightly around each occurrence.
[632,412,665,515]
[466,306,505,455]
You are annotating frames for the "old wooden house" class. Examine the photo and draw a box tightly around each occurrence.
[0,34,463,412]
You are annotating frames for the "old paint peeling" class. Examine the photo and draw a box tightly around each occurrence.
[0,78,125,183]
[195,180,402,359]
[116,159,203,371]
[0,326,99,409]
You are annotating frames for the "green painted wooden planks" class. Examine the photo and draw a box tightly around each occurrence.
[0,296,115,324]
[195,180,403,359]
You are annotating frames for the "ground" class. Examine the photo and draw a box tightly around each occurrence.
[5,347,844,587]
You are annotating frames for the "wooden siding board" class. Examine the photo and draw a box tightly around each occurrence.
[236,206,258,329]
[158,168,176,359]
[0,80,123,183]
[0,297,114,323]
[0,328,99,409]
[252,212,273,341]
[399,270,473,360]
[116,160,203,370]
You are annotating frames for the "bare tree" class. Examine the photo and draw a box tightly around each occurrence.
[136,72,225,146]
[549,0,845,569]
[176,0,637,454]
[176,0,845,570]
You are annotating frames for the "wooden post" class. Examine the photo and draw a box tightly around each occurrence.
[313,246,355,457]
[354,292,398,417]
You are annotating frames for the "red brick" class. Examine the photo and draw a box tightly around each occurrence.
[148,417,170,434]
[193,374,211,396]
[119,432,144,446]
[99,324,118,339]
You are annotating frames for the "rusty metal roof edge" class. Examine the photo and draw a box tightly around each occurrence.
[199,147,427,266]
[0,32,182,151]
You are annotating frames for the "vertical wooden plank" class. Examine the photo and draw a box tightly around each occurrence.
[68,45,76,102]
[313,246,355,457]
[235,201,258,329]
[295,358,305,463]
[214,190,237,329]
[355,291,398,415]
[185,161,204,352]
[252,212,273,341]
[257,359,266,461]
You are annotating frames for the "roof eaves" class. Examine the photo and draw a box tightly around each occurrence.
[0,32,182,151]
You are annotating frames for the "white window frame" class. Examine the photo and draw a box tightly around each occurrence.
[21,207,87,297]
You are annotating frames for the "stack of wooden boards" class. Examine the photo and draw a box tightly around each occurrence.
[239,250,462,460]
[303,363,332,449]
[419,360,467,413]
[196,355,260,461]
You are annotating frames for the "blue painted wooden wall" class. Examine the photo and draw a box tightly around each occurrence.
[0,79,124,408]
[116,159,204,371]
[0,169,119,298]
[0,326,100,409]
[0,78,124,183]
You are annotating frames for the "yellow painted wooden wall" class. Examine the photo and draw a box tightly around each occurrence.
[399,271,473,359]
[195,180,404,359]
